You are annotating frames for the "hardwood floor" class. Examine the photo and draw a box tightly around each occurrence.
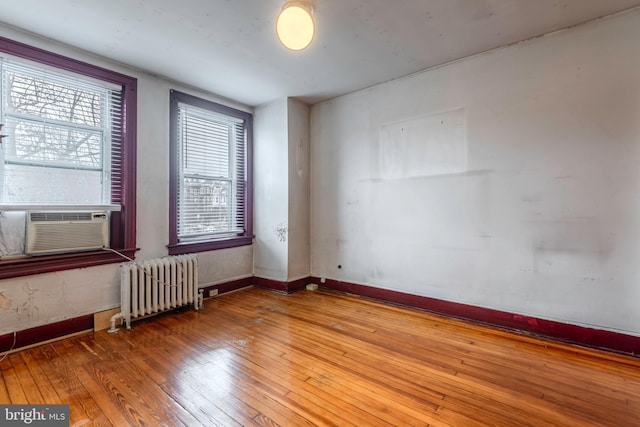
[1,287,639,426]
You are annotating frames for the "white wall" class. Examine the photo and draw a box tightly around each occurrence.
[254,98,310,283]
[254,99,289,281]
[0,26,253,335]
[310,9,640,336]
[287,99,311,281]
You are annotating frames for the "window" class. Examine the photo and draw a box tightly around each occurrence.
[1,59,119,205]
[0,37,137,279]
[169,90,252,254]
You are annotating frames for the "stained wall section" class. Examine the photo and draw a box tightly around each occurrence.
[310,10,640,335]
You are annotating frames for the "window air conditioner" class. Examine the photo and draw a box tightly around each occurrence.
[26,211,110,255]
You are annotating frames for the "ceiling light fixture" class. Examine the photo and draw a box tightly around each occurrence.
[276,0,315,51]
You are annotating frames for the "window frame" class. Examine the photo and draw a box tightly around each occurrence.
[168,90,253,255]
[0,37,137,280]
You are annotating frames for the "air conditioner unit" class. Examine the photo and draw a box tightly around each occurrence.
[26,211,110,255]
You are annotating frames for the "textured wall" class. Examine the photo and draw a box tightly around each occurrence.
[310,10,640,336]
[287,99,311,281]
[253,100,289,281]
[253,98,310,283]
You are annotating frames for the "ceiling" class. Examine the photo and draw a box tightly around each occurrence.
[0,0,639,107]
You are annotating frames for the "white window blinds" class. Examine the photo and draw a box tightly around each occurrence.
[176,102,247,240]
[0,57,123,205]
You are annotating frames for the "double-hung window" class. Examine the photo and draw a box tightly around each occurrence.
[169,90,252,254]
[0,37,137,279]
[1,60,119,205]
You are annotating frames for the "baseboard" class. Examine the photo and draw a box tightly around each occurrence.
[201,276,254,298]
[311,277,640,357]
[0,275,278,353]
[0,314,94,353]
[5,275,638,358]
[253,276,310,294]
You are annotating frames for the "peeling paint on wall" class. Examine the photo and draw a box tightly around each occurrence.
[276,223,288,242]
[17,283,39,322]
[0,292,11,310]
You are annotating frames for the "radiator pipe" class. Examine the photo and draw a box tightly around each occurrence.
[107,312,124,333]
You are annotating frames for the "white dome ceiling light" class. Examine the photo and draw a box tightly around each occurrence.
[276,0,315,51]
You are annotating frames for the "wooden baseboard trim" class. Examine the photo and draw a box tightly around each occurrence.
[0,314,94,353]
[0,275,289,353]
[312,277,640,357]
[254,276,310,294]
[201,276,254,298]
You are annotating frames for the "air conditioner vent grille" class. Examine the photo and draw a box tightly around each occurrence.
[30,212,93,222]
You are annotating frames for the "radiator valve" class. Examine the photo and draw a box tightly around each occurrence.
[107,312,124,333]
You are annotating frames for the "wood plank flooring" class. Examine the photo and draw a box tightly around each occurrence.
[1,287,639,426]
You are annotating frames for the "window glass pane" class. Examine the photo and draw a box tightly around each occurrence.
[6,70,105,126]
[2,164,102,204]
[177,102,242,240]
[180,177,232,237]
[6,118,102,169]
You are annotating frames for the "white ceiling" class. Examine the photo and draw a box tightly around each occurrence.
[0,0,639,106]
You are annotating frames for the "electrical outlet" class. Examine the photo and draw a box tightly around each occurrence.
[208,289,219,298]
[320,277,326,283]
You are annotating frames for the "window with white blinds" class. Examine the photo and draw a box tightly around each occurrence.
[169,90,252,252]
[0,56,123,206]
